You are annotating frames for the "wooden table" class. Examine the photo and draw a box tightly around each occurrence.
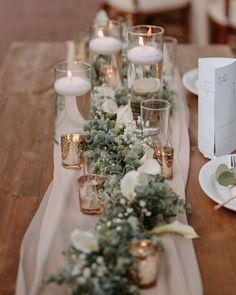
[0,42,235,295]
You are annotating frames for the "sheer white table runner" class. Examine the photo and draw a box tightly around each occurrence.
[15,42,203,295]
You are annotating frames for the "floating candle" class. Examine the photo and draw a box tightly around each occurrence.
[127,36,162,65]
[89,30,122,55]
[54,73,91,97]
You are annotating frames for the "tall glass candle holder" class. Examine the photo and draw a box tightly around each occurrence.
[127,25,164,120]
[129,240,159,288]
[54,61,91,145]
[89,19,122,89]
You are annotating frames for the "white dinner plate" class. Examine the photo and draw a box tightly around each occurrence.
[182,68,198,96]
[199,154,236,211]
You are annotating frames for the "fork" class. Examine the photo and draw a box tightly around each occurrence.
[214,155,236,210]
[231,154,236,168]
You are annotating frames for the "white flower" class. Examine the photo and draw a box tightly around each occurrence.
[71,229,99,253]
[96,256,104,264]
[120,171,139,201]
[83,268,91,278]
[127,208,134,214]
[115,104,133,131]
[102,99,118,115]
[139,145,154,165]
[151,220,199,239]
[94,85,115,98]
[138,158,161,175]
[139,200,146,207]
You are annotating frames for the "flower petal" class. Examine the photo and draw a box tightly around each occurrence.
[94,85,115,98]
[138,158,161,175]
[151,220,199,239]
[71,229,99,253]
[120,171,139,201]
[139,145,154,165]
[115,104,133,130]
[102,99,118,115]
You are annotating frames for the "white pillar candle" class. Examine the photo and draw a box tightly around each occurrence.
[89,36,122,55]
[54,76,91,97]
[127,46,163,65]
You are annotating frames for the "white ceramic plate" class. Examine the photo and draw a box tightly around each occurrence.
[182,68,198,96]
[199,155,236,211]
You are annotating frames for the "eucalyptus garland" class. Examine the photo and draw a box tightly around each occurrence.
[46,21,195,293]
[46,83,195,294]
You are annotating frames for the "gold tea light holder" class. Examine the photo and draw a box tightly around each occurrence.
[60,134,85,170]
[129,240,159,288]
[154,145,174,180]
[78,174,106,215]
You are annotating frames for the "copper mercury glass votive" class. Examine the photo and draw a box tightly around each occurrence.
[129,240,159,288]
[78,174,106,215]
[60,134,85,169]
[154,145,174,180]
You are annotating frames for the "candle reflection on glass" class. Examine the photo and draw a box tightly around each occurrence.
[129,240,159,288]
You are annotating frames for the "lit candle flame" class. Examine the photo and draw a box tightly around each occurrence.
[108,20,112,29]
[67,70,72,79]
[147,26,152,37]
[139,36,144,47]
[140,240,148,247]
[98,30,104,38]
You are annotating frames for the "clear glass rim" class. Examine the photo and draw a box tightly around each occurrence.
[127,25,164,36]
[141,99,171,111]
[55,61,91,74]
[164,36,178,44]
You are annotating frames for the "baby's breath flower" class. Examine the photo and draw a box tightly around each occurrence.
[139,200,146,207]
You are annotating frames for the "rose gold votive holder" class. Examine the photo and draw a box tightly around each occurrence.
[129,240,159,288]
[78,174,106,215]
[60,134,85,169]
[154,145,174,180]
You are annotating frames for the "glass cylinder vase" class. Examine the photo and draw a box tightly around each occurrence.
[127,25,164,120]
[54,61,91,145]
[89,19,123,89]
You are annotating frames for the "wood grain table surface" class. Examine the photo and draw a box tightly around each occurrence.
[0,42,235,295]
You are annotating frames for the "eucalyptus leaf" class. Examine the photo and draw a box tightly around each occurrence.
[215,163,236,186]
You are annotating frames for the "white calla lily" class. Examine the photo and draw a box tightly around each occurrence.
[115,104,133,131]
[120,170,139,202]
[71,229,99,253]
[139,145,154,165]
[102,99,118,115]
[151,220,199,239]
[138,158,161,175]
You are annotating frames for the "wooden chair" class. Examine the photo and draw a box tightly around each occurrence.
[208,0,236,43]
[100,0,191,42]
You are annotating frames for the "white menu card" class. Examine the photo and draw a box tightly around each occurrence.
[198,58,236,159]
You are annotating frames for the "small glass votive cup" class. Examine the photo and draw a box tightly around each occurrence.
[140,99,170,141]
[163,36,178,85]
[60,134,85,169]
[129,240,159,288]
[78,174,106,215]
[154,145,174,180]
